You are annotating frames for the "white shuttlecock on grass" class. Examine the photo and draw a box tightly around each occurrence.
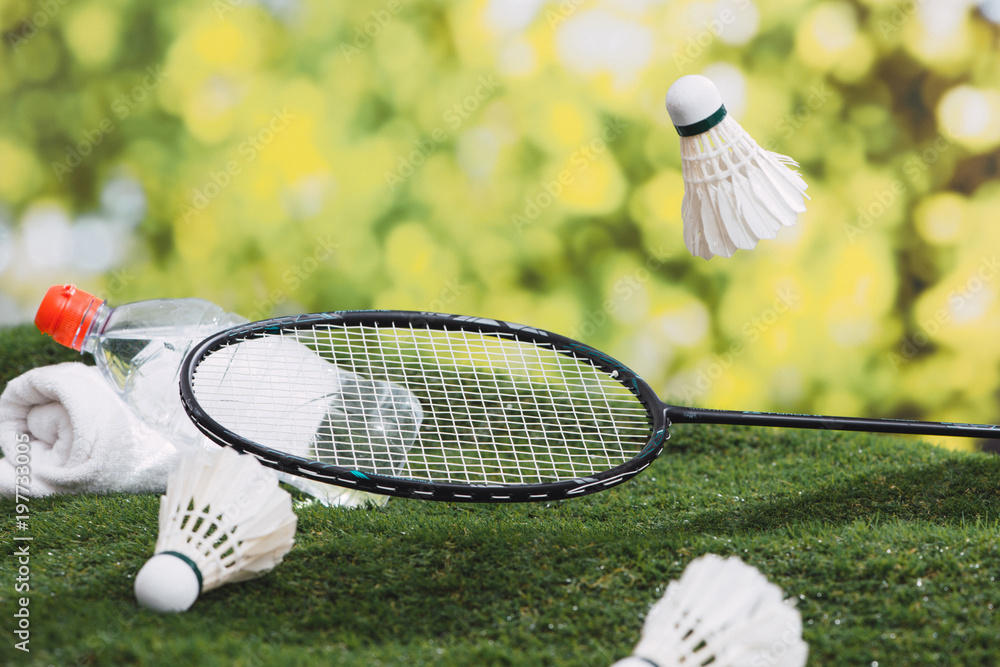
[665,75,809,260]
[134,447,297,613]
[612,554,808,667]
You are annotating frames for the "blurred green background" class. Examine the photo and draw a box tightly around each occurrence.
[2,0,999,451]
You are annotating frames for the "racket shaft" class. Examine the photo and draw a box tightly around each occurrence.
[665,405,1000,439]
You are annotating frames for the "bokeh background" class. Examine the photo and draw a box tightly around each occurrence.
[2,0,999,451]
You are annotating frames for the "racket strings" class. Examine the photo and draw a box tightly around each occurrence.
[190,323,653,485]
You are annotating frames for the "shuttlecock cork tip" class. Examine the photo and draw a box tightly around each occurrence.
[134,552,202,613]
[665,75,727,137]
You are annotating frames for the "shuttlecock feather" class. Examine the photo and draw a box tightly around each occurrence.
[612,554,808,667]
[665,75,809,260]
[134,447,297,613]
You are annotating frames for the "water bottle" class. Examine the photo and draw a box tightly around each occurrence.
[314,374,425,476]
[34,284,422,506]
[34,284,248,452]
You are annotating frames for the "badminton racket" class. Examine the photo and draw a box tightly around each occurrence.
[179,310,999,503]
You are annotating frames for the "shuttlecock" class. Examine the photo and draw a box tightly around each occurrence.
[611,554,808,667]
[665,75,808,260]
[133,447,297,613]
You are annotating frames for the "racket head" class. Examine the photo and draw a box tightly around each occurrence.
[179,311,668,503]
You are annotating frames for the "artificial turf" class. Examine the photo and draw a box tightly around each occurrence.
[0,323,998,665]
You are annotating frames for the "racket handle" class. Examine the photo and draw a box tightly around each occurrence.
[664,405,1000,440]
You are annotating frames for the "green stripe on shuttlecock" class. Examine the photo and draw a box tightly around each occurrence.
[673,104,727,137]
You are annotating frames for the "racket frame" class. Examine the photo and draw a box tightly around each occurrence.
[179,311,669,503]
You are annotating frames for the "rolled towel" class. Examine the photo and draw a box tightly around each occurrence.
[0,362,177,496]
[1,352,397,508]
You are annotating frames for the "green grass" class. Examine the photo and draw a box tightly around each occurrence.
[1,323,999,665]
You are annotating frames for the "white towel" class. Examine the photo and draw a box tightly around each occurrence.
[0,354,394,508]
[0,362,177,496]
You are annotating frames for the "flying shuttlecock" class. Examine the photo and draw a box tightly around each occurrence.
[665,74,809,260]
[611,554,808,667]
[133,447,297,613]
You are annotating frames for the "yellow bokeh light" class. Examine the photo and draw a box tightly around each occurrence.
[896,352,998,453]
[795,2,858,71]
[383,221,461,299]
[0,138,42,203]
[651,297,710,348]
[832,35,876,83]
[182,78,243,144]
[194,21,256,68]
[63,4,120,67]
[173,214,221,261]
[913,254,1000,354]
[937,85,1000,153]
[914,193,966,246]
[558,154,627,215]
[813,389,865,419]
[899,6,981,74]
[823,242,897,348]
[632,169,684,231]
[547,103,588,149]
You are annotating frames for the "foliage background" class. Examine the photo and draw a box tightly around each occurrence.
[2,0,1000,451]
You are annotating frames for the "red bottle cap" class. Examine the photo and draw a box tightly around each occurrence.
[34,284,103,351]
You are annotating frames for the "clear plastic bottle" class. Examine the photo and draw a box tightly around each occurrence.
[35,284,247,453]
[34,284,424,506]
[314,374,424,476]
